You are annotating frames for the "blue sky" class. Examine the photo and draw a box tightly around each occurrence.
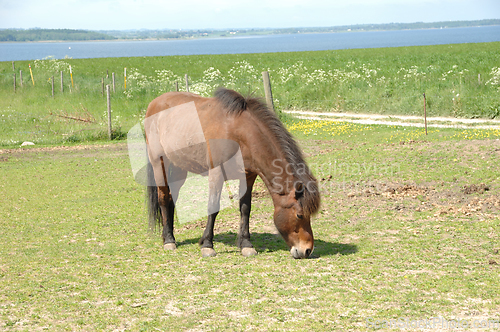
[0,0,499,30]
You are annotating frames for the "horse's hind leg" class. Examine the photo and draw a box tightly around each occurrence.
[238,173,258,257]
[159,163,187,250]
[158,185,176,250]
[157,157,178,250]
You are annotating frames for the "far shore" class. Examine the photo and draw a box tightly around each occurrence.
[3,24,498,44]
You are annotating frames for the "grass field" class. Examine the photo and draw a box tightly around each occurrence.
[1,120,499,330]
[1,42,500,147]
[1,42,500,330]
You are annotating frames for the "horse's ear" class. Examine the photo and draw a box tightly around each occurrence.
[295,181,304,199]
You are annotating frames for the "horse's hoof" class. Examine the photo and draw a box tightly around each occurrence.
[241,247,258,257]
[163,243,177,251]
[201,248,217,257]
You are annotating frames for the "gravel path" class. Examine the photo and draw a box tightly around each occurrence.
[284,110,500,130]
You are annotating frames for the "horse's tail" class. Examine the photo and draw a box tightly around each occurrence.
[146,160,162,232]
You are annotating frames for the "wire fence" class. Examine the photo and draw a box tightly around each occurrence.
[3,59,500,120]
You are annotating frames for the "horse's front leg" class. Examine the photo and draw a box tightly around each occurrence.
[199,170,224,257]
[238,173,258,257]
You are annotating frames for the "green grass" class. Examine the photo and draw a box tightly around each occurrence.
[1,44,500,329]
[1,121,499,330]
[1,42,500,148]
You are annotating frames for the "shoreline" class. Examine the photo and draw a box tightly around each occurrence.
[2,27,499,62]
[1,24,498,44]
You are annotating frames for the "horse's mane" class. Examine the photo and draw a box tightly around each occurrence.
[214,87,320,216]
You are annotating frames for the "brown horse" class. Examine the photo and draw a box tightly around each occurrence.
[145,88,320,258]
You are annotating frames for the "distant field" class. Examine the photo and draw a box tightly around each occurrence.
[0,42,499,147]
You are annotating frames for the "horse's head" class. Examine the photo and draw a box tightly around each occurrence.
[273,182,314,259]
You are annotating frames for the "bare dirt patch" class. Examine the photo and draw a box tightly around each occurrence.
[0,143,121,155]
[462,183,490,195]
[336,180,500,220]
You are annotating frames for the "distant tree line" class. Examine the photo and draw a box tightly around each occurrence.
[0,29,116,42]
[1,19,499,42]
[95,19,500,40]
[269,19,500,34]
[102,29,213,40]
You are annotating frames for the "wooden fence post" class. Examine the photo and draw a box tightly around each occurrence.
[107,85,112,140]
[423,93,428,136]
[102,78,105,96]
[29,64,34,86]
[13,73,16,93]
[51,76,54,97]
[112,73,116,93]
[61,71,64,93]
[185,74,189,92]
[69,65,74,89]
[12,61,15,71]
[19,70,23,87]
[262,71,275,112]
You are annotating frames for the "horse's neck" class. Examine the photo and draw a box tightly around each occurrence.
[245,125,295,197]
[267,157,296,196]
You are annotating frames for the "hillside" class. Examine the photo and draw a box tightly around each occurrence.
[0,29,116,42]
[1,19,499,42]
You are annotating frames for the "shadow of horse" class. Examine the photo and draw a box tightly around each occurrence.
[176,232,357,257]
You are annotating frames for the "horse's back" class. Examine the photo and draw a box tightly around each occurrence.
[146,92,213,118]
[146,91,234,137]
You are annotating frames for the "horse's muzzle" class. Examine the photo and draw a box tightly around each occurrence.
[290,246,313,259]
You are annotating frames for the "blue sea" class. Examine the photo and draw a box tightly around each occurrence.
[1,25,499,62]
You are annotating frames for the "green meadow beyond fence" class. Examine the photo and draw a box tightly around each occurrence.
[1,42,500,146]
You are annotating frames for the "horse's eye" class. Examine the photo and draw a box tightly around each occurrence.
[297,214,304,219]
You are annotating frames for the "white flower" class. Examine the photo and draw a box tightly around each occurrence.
[486,67,500,86]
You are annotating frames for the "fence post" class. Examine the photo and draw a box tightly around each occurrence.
[102,78,104,96]
[13,73,16,93]
[61,71,64,93]
[107,85,112,140]
[262,71,275,112]
[29,64,35,86]
[19,70,23,87]
[112,73,116,93]
[423,93,427,136]
[185,74,189,92]
[12,61,15,71]
[69,65,74,89]
[51,76,54,97]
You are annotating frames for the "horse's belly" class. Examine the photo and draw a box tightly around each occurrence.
[165,142,210,174]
